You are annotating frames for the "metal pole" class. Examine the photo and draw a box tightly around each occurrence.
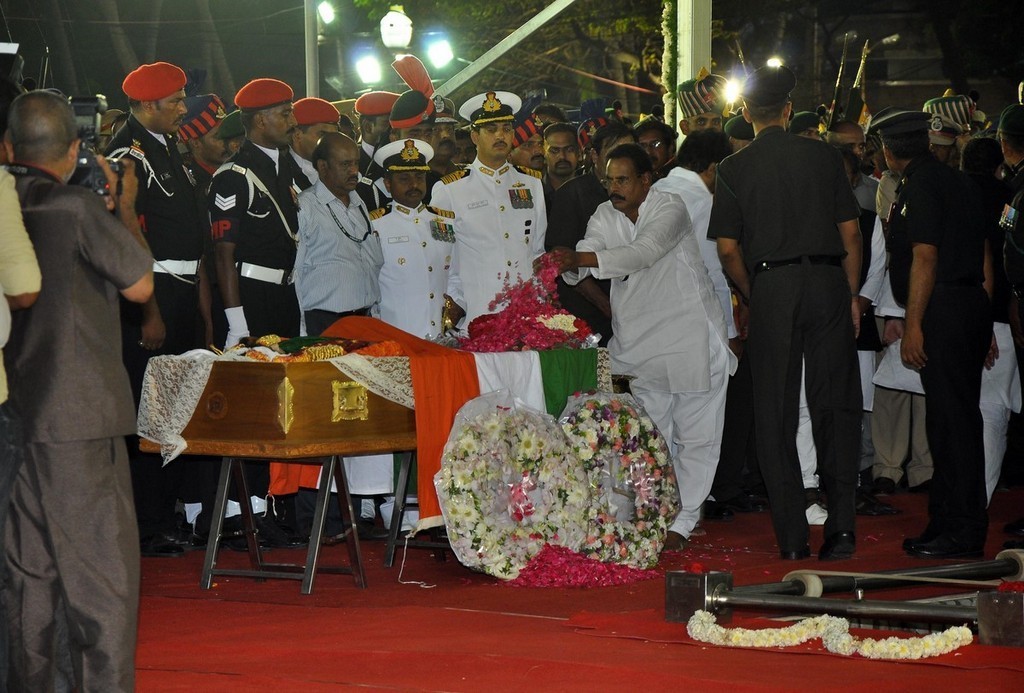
[435,0,579,97]
[735,557,1021,597]
[304,0,319,97]
[716,592,977,625]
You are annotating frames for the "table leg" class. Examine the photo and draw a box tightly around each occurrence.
[333,456,366,588]
[384,452,414,568]
[299,456,333,594]
[232,459,264,574]
[201,457,233,589]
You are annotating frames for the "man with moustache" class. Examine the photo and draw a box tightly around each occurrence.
[542,122,579,196]
[179,94,230,194]
[209,78,302,348]
[294,132,382,335]
[429,96,460,178]
[107,62,210,558]
[548,142,735,550]
[430,91,547,326]
[635,118,678,181]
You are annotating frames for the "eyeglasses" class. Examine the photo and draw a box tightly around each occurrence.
[639,140,665,151]
[600,175,636,188]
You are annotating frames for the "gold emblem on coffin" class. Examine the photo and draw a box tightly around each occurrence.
[277,377,295,433]
[332,380,369,421]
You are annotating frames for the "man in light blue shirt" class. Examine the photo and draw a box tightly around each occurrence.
[294,132,384,335]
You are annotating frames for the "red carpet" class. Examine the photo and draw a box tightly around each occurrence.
[135,489,1024,690]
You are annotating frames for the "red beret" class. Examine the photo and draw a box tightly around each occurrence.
[235,78,294,111]
[293,97,340,126]
[355,91,400,117]
[122,62,187,102]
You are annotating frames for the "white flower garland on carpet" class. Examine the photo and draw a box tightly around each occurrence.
[687,610,974,660]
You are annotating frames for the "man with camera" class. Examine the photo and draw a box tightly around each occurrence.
[107,61,210,558]
[3,89,154,691]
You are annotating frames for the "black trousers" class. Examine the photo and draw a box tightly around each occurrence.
[122,273,200,539]
[711,349,759,502]
[747,264,862,552]
[919,284,991,544]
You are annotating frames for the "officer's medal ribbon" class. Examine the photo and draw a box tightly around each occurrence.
[430,218,455,243]
[508,187,533,209]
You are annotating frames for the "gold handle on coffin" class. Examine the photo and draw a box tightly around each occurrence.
[277,377,295,433]
[332,380,369,421]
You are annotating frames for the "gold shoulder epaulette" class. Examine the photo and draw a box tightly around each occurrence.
[441,168,470,184]
[514,165,542,179]
[369,206,390,220]
[426,205,455,218]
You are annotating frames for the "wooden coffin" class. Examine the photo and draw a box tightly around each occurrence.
[179,361,416,458]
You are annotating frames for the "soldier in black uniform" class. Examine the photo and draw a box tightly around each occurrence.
[998,104,1024,548]
[872,108,991,559]
[209,78,302,347]
[708,65,863,561]
[107,62,210,557]
[206,78,305,548]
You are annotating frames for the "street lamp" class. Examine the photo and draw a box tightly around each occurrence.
[427,39,454,69]
[356,55,383,85]
[317,1,335,24]
[380,6,413,50]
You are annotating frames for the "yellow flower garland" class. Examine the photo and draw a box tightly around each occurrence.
[687,610,973,660]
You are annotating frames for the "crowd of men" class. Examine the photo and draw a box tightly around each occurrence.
[3,50,1024,689]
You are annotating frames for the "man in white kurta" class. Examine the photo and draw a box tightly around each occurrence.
[551,143,737,548]
[430,91,547,327]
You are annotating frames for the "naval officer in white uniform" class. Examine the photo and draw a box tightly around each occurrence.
[430,91,548,327]
[371,138,464,336]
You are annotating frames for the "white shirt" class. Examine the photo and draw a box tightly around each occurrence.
[294,180,383,314]
[430,158,547,325]
[653,167,736,339]
[565,188,735,393]
[373,202,456,337]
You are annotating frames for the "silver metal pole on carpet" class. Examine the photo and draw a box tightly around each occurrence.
[715,591,977,625]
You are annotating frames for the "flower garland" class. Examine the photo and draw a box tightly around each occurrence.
[687,610,974,660]
[998,581,1024,593]
[436,397,590,580]
[458,253,594,352]
[561,393,680,569]
[661,0,677,125]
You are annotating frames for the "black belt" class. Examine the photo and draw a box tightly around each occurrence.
[339,307,371,318]
[754,255,843,274]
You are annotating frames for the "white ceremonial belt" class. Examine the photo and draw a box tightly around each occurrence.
[239,262,291,285]
[153,259,199,275]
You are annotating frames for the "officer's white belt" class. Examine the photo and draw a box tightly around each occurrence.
[153,260,199,275]
[238,262,290,285]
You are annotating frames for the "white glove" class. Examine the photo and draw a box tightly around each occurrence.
[224,306,249,349]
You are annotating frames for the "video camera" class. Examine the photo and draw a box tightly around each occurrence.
[68,95,120,195]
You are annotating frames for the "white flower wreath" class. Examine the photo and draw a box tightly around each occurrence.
[560,393,680,569]
[436,392,590,580]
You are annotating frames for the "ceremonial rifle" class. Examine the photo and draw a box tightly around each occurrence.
[845,40,871,128]
[825,32,850,132]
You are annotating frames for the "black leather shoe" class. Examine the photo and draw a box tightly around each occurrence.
[703,501,735,521]
[855,489,899,516]
[721,492,768,513]
[255,515,307,549]
[870,477,896,496]
[662,530,689,552]
[902,524,942,552]
[780,546,811,560]
[819,531,856,560]
[356,520,391,541]
[905,534,983,559]
[1004,517,1024,536]
[140,535,185,558]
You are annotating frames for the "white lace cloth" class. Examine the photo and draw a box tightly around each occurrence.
[139,348,612,464]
